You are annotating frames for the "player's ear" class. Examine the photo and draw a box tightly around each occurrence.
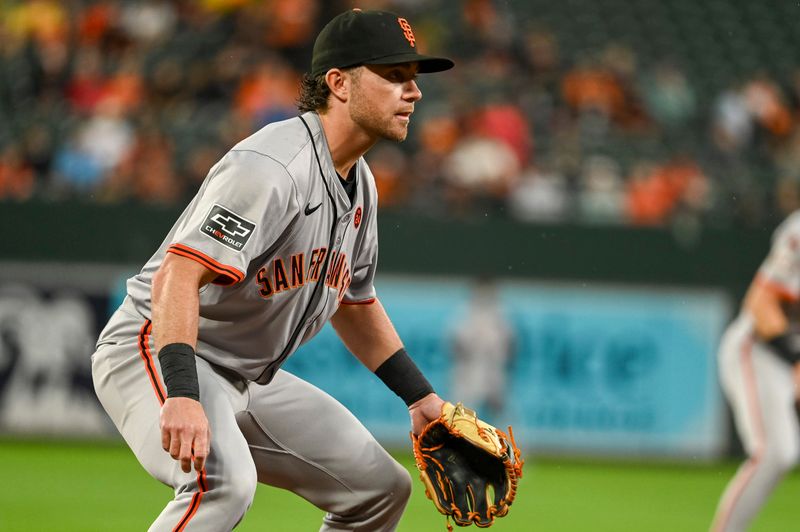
[325,68,349,103]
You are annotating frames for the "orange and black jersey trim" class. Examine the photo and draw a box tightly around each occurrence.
[167,243,245,286]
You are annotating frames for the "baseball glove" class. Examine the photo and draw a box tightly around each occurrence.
[412,402,523,529]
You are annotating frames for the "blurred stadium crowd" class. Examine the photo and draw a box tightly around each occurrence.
[2,0,800,228]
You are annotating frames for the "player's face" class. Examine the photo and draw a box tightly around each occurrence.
[348,63,422,142]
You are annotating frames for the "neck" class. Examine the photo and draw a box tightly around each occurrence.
[318,111,377,178]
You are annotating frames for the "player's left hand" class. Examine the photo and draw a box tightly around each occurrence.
[408,393,444,435]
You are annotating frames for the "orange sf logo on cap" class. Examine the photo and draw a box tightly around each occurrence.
[397,18,415,47]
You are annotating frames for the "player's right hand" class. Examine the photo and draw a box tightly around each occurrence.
[160,397,211,473]
[408,392,444,436]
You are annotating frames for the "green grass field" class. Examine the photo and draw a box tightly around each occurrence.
[0,440,796,531]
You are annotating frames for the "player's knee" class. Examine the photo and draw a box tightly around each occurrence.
[357,457,411,510]
[380,460,412,505]
[763,442,800,474]
[219,463,258,514]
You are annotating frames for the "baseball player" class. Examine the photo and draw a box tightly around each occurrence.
[711,210,800,531]
[91,9,454,531]
[449,276,515,423]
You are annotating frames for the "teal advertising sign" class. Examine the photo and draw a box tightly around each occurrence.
[285,276,732,459]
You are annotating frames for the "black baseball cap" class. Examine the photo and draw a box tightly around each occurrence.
[310,9,454,77]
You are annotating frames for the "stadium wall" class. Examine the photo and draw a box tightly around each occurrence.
[0,201,769,458]
[0,200,770,296]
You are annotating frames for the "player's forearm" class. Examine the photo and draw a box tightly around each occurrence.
[151,254,217,402]
[744,281,789,340]
[151,266,202,350]
[150,253,218,349]
[332,298,434,406]
[757,312,790,340]
[751,306,788,341]
[331,298,403,371]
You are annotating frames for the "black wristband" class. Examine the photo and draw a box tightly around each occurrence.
[766,333,800,364]
[374,348,434,406]
[158,343,200,401]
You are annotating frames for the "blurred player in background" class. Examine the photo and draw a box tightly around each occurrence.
[449,276,515,423]
[91,9,455,531]
[711,210,800,531]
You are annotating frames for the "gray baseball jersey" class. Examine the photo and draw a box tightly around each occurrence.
[712,211,800,532]
[92,112,412,532]
[99,112,379,384]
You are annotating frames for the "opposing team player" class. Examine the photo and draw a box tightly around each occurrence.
[91,10,454,531]
[711,210,800,531]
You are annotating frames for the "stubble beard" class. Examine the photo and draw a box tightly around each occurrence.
[349,86,408,142]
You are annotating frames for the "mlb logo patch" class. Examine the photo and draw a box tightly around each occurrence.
[200,204,256,251]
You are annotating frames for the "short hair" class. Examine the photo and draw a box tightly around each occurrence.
[296,67,361,113]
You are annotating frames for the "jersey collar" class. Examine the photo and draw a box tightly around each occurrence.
[302,112,360,212]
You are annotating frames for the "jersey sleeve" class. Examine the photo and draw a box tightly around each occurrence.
[167,149,299,285]
[756,219,800,301]
[342,175,378,304]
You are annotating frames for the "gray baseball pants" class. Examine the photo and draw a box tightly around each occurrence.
[91,311,411,531]
[711,315,800,532]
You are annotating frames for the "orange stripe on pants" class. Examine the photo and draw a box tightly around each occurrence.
[138,319,208,531]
